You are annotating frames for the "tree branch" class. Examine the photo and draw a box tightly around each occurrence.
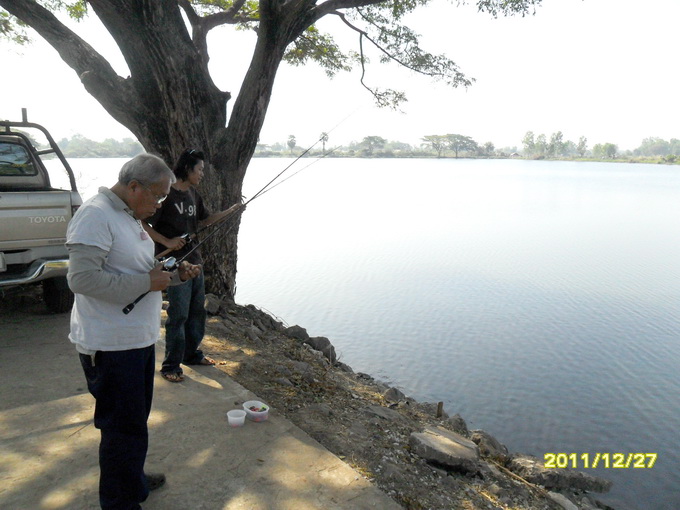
[178,0,200,25]
[336,12,415,75]
[314,0,384,19]
[178,0,255,59]
[202,0,254,29]
[310,13,396,108]
[0,0,136,123]
[178,0,209,59]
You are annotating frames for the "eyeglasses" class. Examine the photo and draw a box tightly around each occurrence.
[140,183,167,204]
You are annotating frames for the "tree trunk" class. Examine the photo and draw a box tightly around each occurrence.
[191,5,292,300]
[87,1,228,159]
[2,0,306,301]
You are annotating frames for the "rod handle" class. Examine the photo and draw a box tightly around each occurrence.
[122,291,149,314]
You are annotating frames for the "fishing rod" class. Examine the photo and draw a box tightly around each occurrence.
[122,202,244,314]
[123,137,340,314]
[154,202,241,260]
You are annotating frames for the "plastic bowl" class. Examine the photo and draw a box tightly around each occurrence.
[227,409,246,427]
[243,400,269,422]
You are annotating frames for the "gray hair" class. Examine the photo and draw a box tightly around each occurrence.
[118,153,176,186]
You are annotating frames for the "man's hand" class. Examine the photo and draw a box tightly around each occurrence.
[149,263,173,291]
[164,236,187,251]
[178,261,202,281]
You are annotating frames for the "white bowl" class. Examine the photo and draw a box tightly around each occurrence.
[243,400,269,422]
[227,409,246,427]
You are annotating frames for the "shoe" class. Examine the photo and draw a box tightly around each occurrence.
[145,472,166,491]
[161,372,184,383]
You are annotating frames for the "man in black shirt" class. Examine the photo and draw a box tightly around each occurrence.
[144,149,235,382]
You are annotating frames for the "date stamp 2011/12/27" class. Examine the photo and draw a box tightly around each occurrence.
[544,453,657,469]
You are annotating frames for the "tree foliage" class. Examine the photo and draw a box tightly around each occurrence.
[592,142,618,159]
[546,131,563,158]
[522,131,535,155]
[446,133,478,158]
[577,136,588,157]
[634,137,680,157]
[481,141,495,157]
[421,133,485,158]
[421,135,447,157]
[522,130,585,158]
[359,135,387,155]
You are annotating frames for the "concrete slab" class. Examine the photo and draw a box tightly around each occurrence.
[0,299,401,509]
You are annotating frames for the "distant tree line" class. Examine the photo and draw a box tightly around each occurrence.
[521,132,680,163]
[266,132,679,163]
[257,135,436,158]
[633,137,680,158]
[55,132,679,164]
[56,134,144,158]
[257,134,511,159]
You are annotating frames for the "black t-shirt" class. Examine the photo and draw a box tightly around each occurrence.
[149,186,209,264]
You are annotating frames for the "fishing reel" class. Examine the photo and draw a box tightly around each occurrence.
[157,233,192,272]
[123,255,181,314]
[160,256,179,272]
[180,232,193,246]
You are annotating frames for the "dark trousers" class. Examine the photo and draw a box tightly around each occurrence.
[162,272,206,374]
[79,345,155,510]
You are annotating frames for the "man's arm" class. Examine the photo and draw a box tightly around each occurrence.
[141,222,186,252]
[197,203,242,229]
[67,243,151,303]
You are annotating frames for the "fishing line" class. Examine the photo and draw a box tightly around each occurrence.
[250,145,341,199]
[247,139,322,203]
[242,106,360,203]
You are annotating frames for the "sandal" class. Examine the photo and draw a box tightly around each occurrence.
[161,372,184,383]
[198,356,216,366]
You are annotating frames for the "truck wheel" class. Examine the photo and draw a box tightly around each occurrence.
[43,276,74,313]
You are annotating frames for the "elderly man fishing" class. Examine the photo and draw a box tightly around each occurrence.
[66,153,201,509]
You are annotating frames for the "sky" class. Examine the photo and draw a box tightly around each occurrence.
[1,0,679,151]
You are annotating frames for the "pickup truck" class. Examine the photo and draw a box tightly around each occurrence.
[0,109,83,313]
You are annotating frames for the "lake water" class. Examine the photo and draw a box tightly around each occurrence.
[63,157,680,509]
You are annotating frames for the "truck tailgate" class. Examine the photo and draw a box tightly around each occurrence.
[0,191,74,249]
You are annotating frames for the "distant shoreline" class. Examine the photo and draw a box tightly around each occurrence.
[62,153,680,166]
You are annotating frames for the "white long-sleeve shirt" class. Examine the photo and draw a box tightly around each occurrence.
[66,187,161,353]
